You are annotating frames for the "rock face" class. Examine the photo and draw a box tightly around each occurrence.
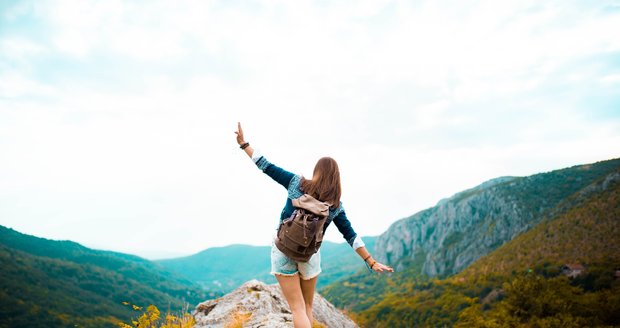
[374,159,620,277]
[193,280,358,328]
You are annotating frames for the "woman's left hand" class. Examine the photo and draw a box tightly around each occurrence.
[235,122,245,145]
[372,262,394,273]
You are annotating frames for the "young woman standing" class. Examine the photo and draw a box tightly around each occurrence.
[235,122,393,328]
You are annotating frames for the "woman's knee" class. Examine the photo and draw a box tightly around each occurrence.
[286,297,307,313]
[290,302,307,315]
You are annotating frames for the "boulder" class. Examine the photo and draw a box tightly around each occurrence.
[194,280,358,328]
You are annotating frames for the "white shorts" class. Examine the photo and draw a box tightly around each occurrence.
[270,239,321,280]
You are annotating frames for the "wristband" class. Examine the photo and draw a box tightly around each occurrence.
[363,255,372,262]
[240,142,250,150]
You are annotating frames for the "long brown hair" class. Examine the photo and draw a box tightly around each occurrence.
[301,157,342,208]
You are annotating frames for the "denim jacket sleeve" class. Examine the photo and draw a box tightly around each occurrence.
[332,209,358,247]
[254,154,295,190]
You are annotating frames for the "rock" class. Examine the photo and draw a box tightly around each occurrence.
[193,280,359,328]
[375,176,529,276]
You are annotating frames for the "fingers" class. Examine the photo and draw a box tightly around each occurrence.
[373,263,394,273]
[235,122,245,143]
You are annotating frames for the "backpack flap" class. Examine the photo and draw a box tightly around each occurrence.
[292,194,330,217]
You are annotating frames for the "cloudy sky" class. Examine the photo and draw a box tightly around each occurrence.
[1,0,619,259]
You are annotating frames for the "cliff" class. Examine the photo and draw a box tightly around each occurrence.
[374,158,620,277]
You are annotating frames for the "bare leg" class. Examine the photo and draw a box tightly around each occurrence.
[300,275,318,325]
[276,274,311,328]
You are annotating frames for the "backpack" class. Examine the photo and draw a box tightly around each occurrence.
[275,194,330,262]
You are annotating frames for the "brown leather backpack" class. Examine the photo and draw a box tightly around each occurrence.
[275,194,330,262]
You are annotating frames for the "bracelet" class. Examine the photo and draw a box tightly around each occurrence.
[240,142,250,150]
[369,260,377,269]
[363,255,372,262]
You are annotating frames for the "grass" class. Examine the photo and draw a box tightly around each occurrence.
[117,304,195,328]
[224,310,252,328]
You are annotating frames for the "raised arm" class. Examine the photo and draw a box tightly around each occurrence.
[235,122,255,158]
[235,122,295,189]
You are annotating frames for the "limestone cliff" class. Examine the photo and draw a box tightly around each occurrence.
[374,158,620,277]
[193,280,358,328]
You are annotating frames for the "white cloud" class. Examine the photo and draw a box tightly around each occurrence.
[601,74,620,84]
[0,72,56,98]
[1,0,619,257]
[1,38,45,59]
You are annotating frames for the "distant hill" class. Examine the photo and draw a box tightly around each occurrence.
[158,244,273,292]
[0,226,212,328]
[157,237,377,293]
[323,158,620,327]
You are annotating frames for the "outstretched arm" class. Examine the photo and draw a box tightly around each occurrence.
[356,246,394,273]
[333,210,394,273]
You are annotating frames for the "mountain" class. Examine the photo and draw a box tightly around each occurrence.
[193,280,358,328]
[353,160,620,327]
[457,168,620,280]
[0,226,211,328]
[374,158,620,277]
[323,158,620,327]
[157,237,376,293]
[159,244,273,292]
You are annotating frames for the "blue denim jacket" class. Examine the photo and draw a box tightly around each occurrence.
[255,155,360,248]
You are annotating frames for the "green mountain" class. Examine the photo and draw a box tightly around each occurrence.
[0,226,212,328]
[374,158,620,277]
[157,237,377,293]
[458,168,620,280]
[322,158,620,327]
[158,244,273,292]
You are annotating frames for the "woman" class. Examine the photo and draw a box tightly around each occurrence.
[235,122,393,328]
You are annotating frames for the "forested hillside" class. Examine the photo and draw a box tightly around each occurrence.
[323,158,620,327]
[0,226,210,328]
[374,158,620,277]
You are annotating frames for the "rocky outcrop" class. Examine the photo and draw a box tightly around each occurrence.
[193,280,358,328]
[375,176,528,276]
[374,159,620,277]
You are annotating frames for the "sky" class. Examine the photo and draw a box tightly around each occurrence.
[1,0,619,259]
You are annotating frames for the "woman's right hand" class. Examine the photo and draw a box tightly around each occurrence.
[235,122,245,145]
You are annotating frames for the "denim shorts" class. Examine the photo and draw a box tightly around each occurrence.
[270,238,321,280]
